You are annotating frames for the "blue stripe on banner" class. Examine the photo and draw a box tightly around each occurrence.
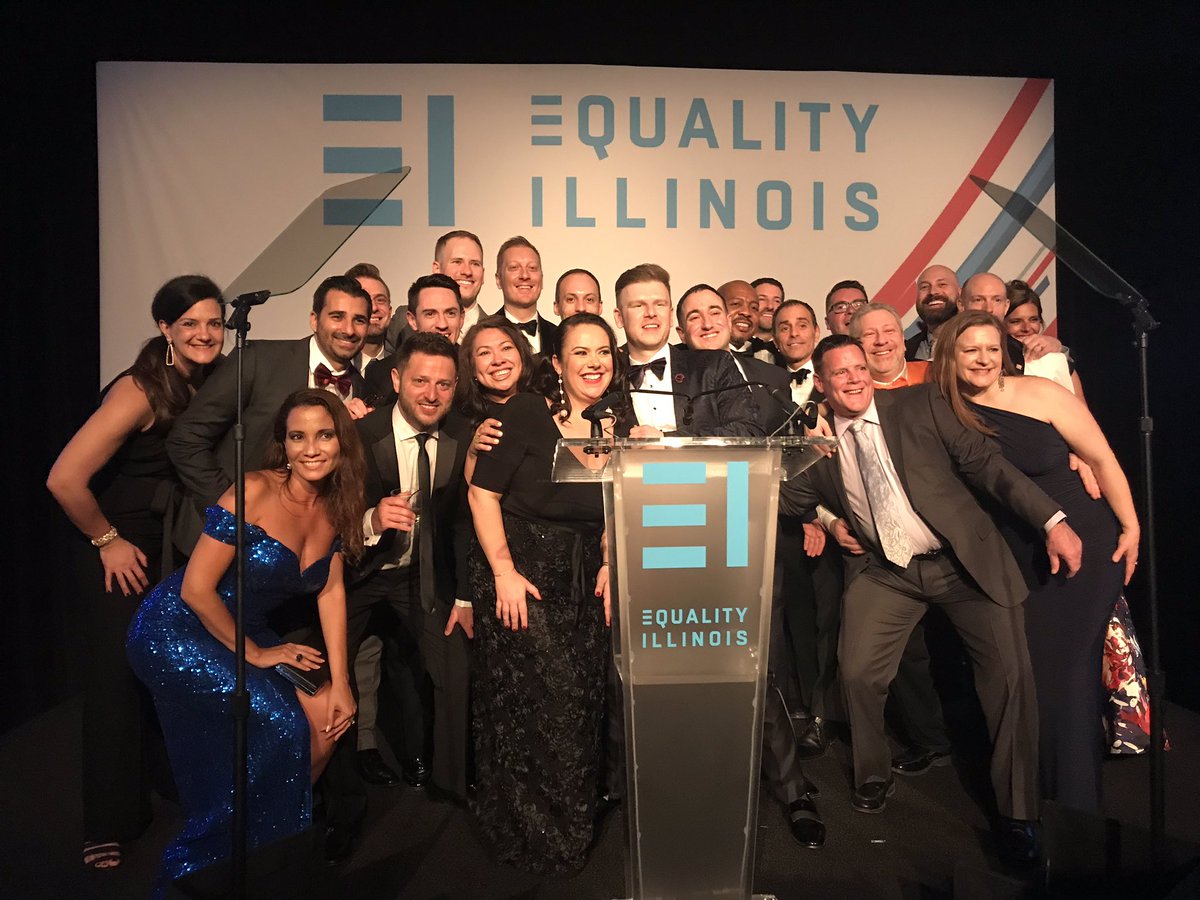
[531,95,563,105]
[531,114,562,125]
[427,96,455,226]
[642,504,707,528]
[643,546,707,569]
[726,461,749,567]
[1034,276,1050,295]
[323,199,403,227]
[642,462,707,486]
[531,135,563,146]
[323,95,402,121]
[323,147,403,174]
[957,134,1056,283]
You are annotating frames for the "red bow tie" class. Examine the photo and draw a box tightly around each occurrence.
[314,363,351,397]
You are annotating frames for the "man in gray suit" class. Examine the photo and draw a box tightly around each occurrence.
[779,334,1082,862]
[167,274,369,550]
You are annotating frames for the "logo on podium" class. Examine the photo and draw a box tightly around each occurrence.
[638,460,749,571]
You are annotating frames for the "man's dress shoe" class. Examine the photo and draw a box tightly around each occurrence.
[852,778,895,814]
[794,716,829,761]
[995,817,1042,865]
[356,749,401,786]
[401,757,430,788]
[890,747,951,776]
[787,794,825,849]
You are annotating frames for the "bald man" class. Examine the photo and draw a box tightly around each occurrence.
[959,272,1065,370]
[905,264,960,361]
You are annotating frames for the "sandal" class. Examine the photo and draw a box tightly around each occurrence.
[83,841,121,869]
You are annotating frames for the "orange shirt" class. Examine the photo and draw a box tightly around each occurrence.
[874,359,929,390]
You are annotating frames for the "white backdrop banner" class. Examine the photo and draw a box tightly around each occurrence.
[97,63,1055,382]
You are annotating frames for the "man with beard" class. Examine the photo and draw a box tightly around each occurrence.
[495,235,558,356]
[719,280,775,362]
[824,280,869,337]
[905,265,959,361]
[752,277,785,345]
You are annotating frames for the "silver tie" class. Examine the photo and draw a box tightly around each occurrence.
[848,419,913,568]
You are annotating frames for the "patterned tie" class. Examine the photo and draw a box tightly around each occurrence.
[628,356,667,389]
[314,363,352,397]
[415,433,436,613]
[847,419,913,568]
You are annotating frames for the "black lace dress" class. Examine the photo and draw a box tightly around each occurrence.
[467,393,607,875]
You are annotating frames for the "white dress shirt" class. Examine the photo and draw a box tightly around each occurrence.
[630,345,677,433]
[362,407,439,570]
[786,360,817,407]
[307,336,358,403]
[504,309,539,352]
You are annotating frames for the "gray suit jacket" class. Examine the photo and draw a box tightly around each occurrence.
[778,384,1059,607]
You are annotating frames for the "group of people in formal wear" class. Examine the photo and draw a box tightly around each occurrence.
[48,228,1143,892]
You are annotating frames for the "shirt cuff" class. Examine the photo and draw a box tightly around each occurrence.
[363,508,381,546]
[454,599,473,609]
[816,505,839,532]
[1043,511,1067,533]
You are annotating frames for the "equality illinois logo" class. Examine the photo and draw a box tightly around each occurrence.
[320,93,457,228]
[637,460,750,571]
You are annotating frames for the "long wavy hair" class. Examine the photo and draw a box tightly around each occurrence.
[125,275,225,429]
[929,310,1018,436]
[262,389,366,563]
[540,313,632,430]
[455,316,536,424]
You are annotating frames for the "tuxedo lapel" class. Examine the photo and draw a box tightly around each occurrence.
[670,344,691,427]
[433,429,457,491]
[371,429,401,499]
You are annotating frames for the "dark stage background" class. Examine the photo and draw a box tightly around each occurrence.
[3,4,1196,736]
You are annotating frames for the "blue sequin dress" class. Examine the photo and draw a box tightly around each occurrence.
[126,505,339,893]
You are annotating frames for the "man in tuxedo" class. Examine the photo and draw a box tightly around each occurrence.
[346,262,394,381]
[323,332,474,861]
[718,279,775,362]
[167,275,370,551]
[553,267,602,319]
[675,283,825,848]
[824,280,869,337]
[779,334,1082,861]
[613,264,760,438]
[495,235,558,356]
[752,276,785,346]
[386,230,490,351]
[366,274,466,406]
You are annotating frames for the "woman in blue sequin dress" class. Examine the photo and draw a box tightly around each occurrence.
[127,389,366,892]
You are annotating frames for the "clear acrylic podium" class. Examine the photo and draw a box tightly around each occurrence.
[553,436,831,900]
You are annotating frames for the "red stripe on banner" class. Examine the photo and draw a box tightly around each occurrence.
[1027,250,1055,286]
[874,78,1051,314]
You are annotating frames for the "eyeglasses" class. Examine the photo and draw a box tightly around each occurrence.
[829,299,868,315]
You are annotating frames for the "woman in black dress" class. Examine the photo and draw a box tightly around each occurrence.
[47,275,225,869]
[931,311,1139,813]
[466,313,624,874]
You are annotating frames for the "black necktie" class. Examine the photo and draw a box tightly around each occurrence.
[790,368,810,385]
[514,319,538,336]
[415,433,436,613]
[628,357,667,389]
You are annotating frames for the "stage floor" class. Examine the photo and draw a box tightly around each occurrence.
[1,697,1197,899]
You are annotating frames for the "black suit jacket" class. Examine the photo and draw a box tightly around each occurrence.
[623,344,762,437]
[733,353,791,434]
[348,405,471,608]
[167,337,366,550]
[778,383,1059,607]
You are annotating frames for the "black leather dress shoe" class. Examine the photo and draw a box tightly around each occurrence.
[401,757,430,788]
[794,716,829,761]
[357,749,402,786]
[995,817,1042,865]
[787,795,825,849]
[852,778,895,814]
[890,747,951,776]
[323,825,356,867]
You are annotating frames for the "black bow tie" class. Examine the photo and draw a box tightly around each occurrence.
[789,368,811,386]
[628,357,667,389]
[514,319,538,336]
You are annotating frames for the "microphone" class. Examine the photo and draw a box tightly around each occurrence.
[582,391,624,439]
[768,387,819,431]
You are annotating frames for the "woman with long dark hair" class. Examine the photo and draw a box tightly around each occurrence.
[467,313,627,874]
[126,389,365,894]
[47,274,224,870]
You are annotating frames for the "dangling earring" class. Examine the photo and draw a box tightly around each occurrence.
[558,374,564,397]
[165,340,176,367]
[998,372,1006,391]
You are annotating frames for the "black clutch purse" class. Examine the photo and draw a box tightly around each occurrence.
[274,661,331,696]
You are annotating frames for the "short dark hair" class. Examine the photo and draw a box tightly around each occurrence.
[1006,279,1044,315]
[344,263,390,299]
[554,268,601,303]
[313,275,370,316]
[496,235,540,271]
[615,263,671,305]
[772,299,818,335]
[391,330,458,376]
[812,333,864,377]
[676,283,723,322]
[824,279,868,306]
[434,229,483,260]
[407,273,463,314]
[751,276,784,293]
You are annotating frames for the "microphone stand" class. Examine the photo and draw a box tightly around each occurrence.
[225,289,270,896]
